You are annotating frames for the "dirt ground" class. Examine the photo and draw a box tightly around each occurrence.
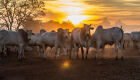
[0,48,140,80]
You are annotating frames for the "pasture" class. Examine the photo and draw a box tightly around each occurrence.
[0,47,140,80]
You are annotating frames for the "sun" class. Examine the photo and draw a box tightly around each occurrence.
[64,15,89,25]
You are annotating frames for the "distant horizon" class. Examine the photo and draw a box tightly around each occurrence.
[24,19,140,33]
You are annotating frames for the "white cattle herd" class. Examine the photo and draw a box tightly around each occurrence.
[124,31,140,52]
[0,24,140,60]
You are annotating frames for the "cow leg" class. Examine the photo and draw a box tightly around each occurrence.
[15,46,18,54]
[18,45,23,60]
[101,46,105,59]
[58,48,61,56]
[66,48,69,56]
[3,45,7,56]
[37,46,41,56]
[114,42,119,60]
[49,47,53,56]
[76,47,79,59]
[85,47,89,59]
[95,41,101,59]
[53,45,58,58]
[69,47,72,59]
[95,48,98,59]
[0,45,2,60]
[130,39,134,48]
[120,41,124,59]
[60,48,66,56]
[42,45,46,58]
[64,48,67,56]
[51,47,55,57]
[81,46,84,59]
[74,44,79,59]
[22,49,25,59]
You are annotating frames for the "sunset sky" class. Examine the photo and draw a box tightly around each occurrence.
[40,0,140,26]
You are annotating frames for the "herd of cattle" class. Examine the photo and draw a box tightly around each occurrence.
[124,31,140,51]
[0,24,140,60]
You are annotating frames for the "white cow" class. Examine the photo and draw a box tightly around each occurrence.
[71,24,93,59]
[0,29,30,60]
[27,30,44,56]
[124,33,133,48]
[53,28,72,58]
[41,28,71,58]
[41,31,57,58]
[91,25,124,59]
[40,29,46,34]
[130,31,140,52]
[131,32,140,42]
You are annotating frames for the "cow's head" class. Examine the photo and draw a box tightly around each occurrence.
[26,30,33,41]
[57,28,71,40]
[57,28,64,33]
[40,29,46,34]
[51,30,56,32]
[83,24,94,37]
[64,29,71,39]
[96,25,103,30]
[18,29,31,44]
[26,30,32,35]
[57,28,65,39]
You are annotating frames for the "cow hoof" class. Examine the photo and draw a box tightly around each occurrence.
[94,57,97,60]
[4,54,7,57]
[85,57,88,59]
[18,58,22,62]
[82,57,84,59]
[120,57,124,60]
[115,57,118,60]
[18,57,22,61]
[101,57,104,60]
[22,56,26,59]
[43,58,47,60]
[22,57,27,60]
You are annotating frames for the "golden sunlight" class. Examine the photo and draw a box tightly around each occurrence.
[64,15,89,25]
[62,61,70,69]
[46,0,91,25]
[44,0,100,26]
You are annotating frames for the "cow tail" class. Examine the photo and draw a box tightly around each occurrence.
[120,28,125,50]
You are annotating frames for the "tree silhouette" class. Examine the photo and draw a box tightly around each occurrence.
[0,0,45,30]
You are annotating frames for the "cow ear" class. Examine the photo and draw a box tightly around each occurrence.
[88,24,93,30]
[57,28,63,32]
[89,24,92,26]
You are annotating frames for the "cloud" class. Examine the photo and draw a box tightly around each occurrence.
[83,0,140,8]
[38,10,66,22]
[42,0,140,25]
[81,0,140,24]
[83,0,140,14]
